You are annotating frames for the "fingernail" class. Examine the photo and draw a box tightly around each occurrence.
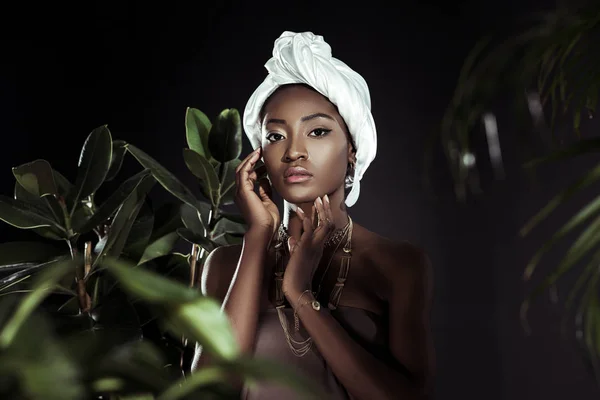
[296,207,304,215]
[324,194,329,204]
[316,197,323,205]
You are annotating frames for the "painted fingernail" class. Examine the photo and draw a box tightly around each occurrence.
[317,197,323,205]
[296,207,304,215]
[324,194,329,204]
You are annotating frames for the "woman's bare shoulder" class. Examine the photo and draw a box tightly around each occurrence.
[199,244,242,303]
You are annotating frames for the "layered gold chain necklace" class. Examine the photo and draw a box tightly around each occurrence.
[273,216,353,357]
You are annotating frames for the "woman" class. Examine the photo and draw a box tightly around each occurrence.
[193,31,435,399]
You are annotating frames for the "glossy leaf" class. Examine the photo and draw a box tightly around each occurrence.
[71,125,113,211]
[126,144,200,210]
[0,242,64,267]
[183,148,220,205]
[13,182,54,219]
[106,139,128,181]
[52,169,73,198]
[122,200,155,263]
[208,109,242,163]
[176,228,216,252]
[218,212,246,225]
[149,202,184,242]
[12,159,58,197]
[0,195,65,231]
[42,193,65,226]
[138,232,180,265]
[180,203,206,236]
[74,170,152,234]
[0,257,77,349]
[93,173,155,267]
[186,107,212,159]
[219,158,241,206]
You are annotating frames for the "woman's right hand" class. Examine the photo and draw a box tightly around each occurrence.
[234,147,280,237]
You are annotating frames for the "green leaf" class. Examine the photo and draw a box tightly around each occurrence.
[0,242,64,267]
[74,170,152,234]
[53,170,73,198]
[138,232,180,265]
[12,159,58,197]
[521,161,600,236]
[180,203,206,236]
[0,195,65,231]
[0,257,77,349]
[217,212,247,226]
[106,139,128,181]
[183,148,220,205]
[219,158,241,206]
[158,356,325,400]
[186,107,212,159]
[93,173,155,267]
[126,144,200,210]
[176,228,217,253]
[71,125,113,212]
[208,109,242,163]
[13,182,55,220]
[42,193,65,226]
[122,200,155,262]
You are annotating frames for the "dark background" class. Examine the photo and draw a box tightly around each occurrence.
[1,0,597,398]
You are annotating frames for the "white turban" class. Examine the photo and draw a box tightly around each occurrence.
[243,31,377,207]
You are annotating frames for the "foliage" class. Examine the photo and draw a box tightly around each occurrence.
[437,0,600,383]
[0,108,320,399]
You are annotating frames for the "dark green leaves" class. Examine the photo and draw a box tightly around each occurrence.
[208,109,242,163]
[183,149,219,205]
[0,195,65,232]
[12,159,58,197]
[0,242,64,267]
[106,139,128,181]
[71,125,113,211]
[186,107,212,159]
[126,144,200,211]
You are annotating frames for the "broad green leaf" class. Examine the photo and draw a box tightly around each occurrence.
[53,170,73,197]
[13,182,55,220]
[0,195,64,231]
[126,144,200,210]
[212,217,247,242]
[219,158,241,206]
[0,257,77,348]
[180,203,206,236]
[158,356,325,400]
[122,200,155,262]
[138,232,179,265]
[0,242,64,267]
[42,193,65,226]
[103,257,197,304]
[12,159,58,197]
[105,139,128,181]
[93,174,155,267]
[32,227,65,241]
[74,170,152,234]
[523,193,600,280]
[524,138,600,169]
[217,212,247,226]
[176,228,217,252]
[149,202,184,242]
[71,125,113,212]
[521,161,600,236]
[208,109,242,163]
[186,107,212,159]
[183,148,220,205]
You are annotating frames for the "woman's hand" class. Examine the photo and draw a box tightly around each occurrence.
[234,147,280,236]
[282,195,335,296]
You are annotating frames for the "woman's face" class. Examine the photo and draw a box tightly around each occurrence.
[260,85,354,205]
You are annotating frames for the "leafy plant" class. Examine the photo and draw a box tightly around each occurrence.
[0,108,317,399]
[435,0,600,383]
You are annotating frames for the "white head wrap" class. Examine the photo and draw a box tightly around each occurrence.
[243,31,377,207]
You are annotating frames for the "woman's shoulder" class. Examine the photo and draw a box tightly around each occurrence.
[199,244,243,302]
[353,223,431,282]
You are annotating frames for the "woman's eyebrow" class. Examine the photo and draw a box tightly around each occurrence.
[265,113,335,126]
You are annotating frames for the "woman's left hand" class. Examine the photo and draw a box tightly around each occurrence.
[282,195,336,298]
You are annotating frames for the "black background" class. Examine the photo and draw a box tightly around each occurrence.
[1,1,598,398]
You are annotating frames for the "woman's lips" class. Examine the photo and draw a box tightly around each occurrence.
[284,174,313,183]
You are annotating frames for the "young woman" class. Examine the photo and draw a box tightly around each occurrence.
[193,31,435,399]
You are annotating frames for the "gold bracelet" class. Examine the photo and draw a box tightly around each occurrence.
[293,290,321,332]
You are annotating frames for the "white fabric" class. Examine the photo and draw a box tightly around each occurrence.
[243,31,377,207]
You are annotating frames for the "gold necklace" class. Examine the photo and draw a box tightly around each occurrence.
[274,217,353,357]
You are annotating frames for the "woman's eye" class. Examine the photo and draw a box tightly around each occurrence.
[266,133,284,142]
[310,128,332,137]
